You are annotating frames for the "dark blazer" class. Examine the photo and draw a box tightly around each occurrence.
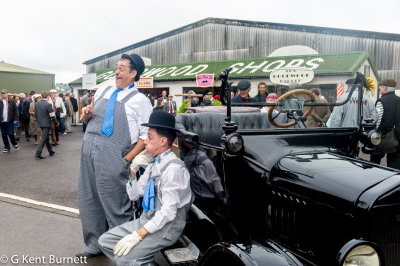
[163,100,177,114]
[19,99,31,120]
[377,91,400,138]
[0,99,18,122]
[70,96,78,112]
[35,99,55,128]
[231,95,257,103]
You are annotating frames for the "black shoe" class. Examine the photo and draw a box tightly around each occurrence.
[75,251,102,258]
[35,155,46,159]
[49,151,55,156]
[14,145,19,150]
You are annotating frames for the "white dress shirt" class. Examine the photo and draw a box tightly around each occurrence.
[126,150,192,234]
[94,84,152,144]
[2,100,7,122]
[48,97,66,115]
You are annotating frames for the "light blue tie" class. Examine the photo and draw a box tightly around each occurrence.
[101,88,123,137]
[142,178,155,212]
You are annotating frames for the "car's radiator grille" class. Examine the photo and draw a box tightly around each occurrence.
[369,205,400,266]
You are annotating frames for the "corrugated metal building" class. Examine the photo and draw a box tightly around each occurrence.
[82,17,400,85]
[0,61,55,94]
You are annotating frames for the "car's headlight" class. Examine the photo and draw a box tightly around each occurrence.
[225,133,243,153]
[369,130,382,146]
[338,240,382,266]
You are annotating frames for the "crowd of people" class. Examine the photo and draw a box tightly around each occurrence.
[0,89,79,158]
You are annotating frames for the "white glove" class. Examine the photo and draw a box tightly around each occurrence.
[113,231,142,256]
[130,150,151,174]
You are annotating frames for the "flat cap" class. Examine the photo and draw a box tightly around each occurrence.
[237,80,251,90]
[379,79,396,88]
[0,89,8,94]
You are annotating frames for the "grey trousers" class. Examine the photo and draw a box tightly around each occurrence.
[35,127,52,156]
[98,218,176,266]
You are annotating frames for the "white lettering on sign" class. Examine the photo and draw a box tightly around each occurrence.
[184,65,208,76]
[171,65,192,76]
[285,59,304,68]
[129,57,324,80]
[227,63,244,74]
[156,67,177,77]
[263,60,287,73]
[237,61,269,74]
[142,67,167,77]
[305,58,323,69]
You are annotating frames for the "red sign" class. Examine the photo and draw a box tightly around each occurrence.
[135,77,153,88]
[196,74,214,87]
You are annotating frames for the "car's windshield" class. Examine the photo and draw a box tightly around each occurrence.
[222,69,379,130]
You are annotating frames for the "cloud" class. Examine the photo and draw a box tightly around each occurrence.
[0,0,399,83]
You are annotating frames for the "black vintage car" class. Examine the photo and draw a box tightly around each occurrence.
[154,70,400,266]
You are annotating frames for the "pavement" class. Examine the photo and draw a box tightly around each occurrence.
[0,126,112,265]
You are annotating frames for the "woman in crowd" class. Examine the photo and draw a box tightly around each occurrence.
[29,94,42,145]
[261,93,278,114]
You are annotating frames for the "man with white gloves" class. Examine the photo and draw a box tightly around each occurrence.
[98,111,192,265]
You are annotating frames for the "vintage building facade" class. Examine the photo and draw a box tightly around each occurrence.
[81,17,400,84]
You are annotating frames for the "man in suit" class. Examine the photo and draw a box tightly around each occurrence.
[35,91,57,159]
[0,89,19,153]
[163,95,177,115]
[156,90,168,111]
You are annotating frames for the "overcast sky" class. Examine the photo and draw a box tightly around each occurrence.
[1,0,399,84]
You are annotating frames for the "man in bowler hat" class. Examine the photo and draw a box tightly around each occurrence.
[77,53,153,258]
[370,79,400,169]
[98,111,192,265]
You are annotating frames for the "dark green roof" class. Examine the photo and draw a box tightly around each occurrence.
[70,51,379,85]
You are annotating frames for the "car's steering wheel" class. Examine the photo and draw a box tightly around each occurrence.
[268,89,316,128]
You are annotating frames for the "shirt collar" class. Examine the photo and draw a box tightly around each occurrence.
[149,149,172,164]
[119,83,136,91]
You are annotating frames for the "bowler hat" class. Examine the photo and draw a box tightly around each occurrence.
[142,111,179,132]
[0,89,8,94]
[379,79,397,88]
[237,80,251,90]
[121,54,145,82]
